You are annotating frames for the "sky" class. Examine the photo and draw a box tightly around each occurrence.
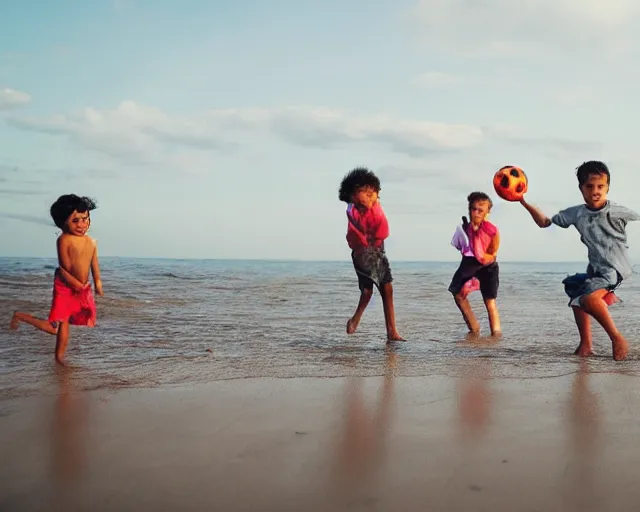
[1,0,640,262]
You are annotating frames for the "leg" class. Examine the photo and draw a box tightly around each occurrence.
[478,263,500,336]
[380,282,404,341]
[580,290,629,361]
[572,306,594,356]
[347,288,373,334]
[483,298,501,336]
[454,293,480,335]
[10,311,58,335]
[55,320,70,366]
[449,257,482,334]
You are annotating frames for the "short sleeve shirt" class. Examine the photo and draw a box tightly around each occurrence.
[551,201,640,280]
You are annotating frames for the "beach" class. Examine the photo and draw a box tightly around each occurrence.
[3,257,640,510]
[4,359,640,511]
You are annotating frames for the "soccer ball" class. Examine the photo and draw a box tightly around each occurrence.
[493,166,528,202]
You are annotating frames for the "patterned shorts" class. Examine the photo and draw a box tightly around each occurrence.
[351,247,393,291]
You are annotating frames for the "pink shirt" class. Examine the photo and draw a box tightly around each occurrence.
[346,202,390,250]
[451,220,499,264]
[467,220,498,264]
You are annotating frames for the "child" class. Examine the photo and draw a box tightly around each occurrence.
[520,160,639,361]
[10,194,103,365]
[449,192,501,336]
[338,167,404,342]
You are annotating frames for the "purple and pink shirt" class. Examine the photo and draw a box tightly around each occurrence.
[451,220,499,297]
[451,220,498,264]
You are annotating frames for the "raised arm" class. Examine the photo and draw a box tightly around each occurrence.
[91,242,103,296]
[520,197,552,228]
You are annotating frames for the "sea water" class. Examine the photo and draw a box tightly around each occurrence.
[2,257,640,401]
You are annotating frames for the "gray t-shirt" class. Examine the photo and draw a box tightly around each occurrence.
[551,201,640,280]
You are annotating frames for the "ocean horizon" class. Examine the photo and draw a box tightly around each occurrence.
[0,256,594,264]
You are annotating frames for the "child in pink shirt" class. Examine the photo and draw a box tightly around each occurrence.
[449,192,501,337]
[339,167,404,342]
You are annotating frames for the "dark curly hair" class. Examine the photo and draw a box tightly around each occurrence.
[467,191,493,211]
[50,194,98,230]
[576,160,610,186]
[338,167,381,203]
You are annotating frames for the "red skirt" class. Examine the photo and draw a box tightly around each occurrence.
[48,275,97,327]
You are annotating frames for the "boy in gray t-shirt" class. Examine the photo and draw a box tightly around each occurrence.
[520,161,640,361]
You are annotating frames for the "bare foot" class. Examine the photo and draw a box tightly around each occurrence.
[574,343,595,357]
[463,331,480,343]
[10,313,19,330]
[491,330,502,339]
[387,332,405,342]
[55,356,67,367]
[346,318,358,334]
[611,333,629,361]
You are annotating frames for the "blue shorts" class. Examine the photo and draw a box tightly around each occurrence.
[562,266,622,307]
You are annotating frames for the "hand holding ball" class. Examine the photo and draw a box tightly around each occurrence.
[493,166,528,202]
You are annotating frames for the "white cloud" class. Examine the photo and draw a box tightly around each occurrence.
[3,100,601,181]
[0,88,31,111]
[407,0,640,57]
[544,86,596,107]
[411,72,459,88]
[5,101,486,163]
[206,106,485,154]
[411,71,598,107]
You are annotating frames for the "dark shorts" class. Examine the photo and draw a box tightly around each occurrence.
[448,256,499,300]
[351,247,393,291]
[562,265,622,307]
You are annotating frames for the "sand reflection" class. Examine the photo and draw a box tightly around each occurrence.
[563,359,602,512]
[456,335,499,441]
[330,347,397,497]
[49,365,90,502]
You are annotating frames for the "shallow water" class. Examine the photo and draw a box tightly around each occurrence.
[2,257,640,399]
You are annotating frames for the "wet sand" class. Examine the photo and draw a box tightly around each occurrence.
[3,353,640,511]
